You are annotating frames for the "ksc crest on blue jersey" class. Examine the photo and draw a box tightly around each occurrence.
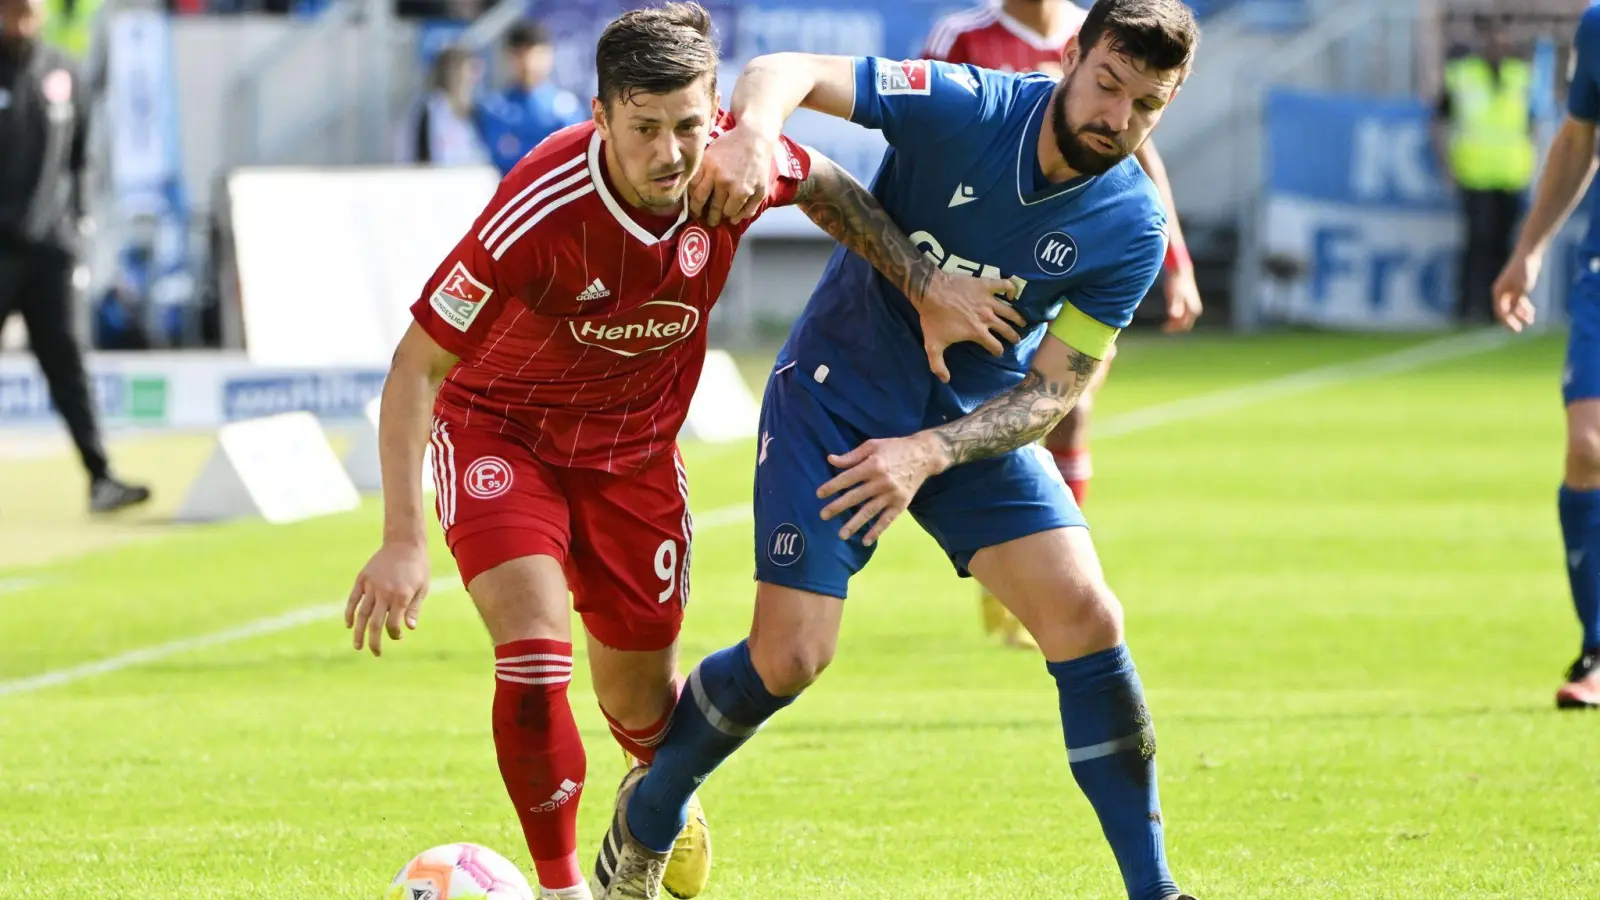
[1034,231,1079,276]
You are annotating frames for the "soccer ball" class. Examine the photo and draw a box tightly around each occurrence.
[387,843,536,900]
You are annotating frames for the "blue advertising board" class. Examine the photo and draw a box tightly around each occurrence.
[1260,87,1586,330]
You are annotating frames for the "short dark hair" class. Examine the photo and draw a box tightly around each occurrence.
[506,21,551,51]
[595,1,719,108]
[1078,0,1199,77]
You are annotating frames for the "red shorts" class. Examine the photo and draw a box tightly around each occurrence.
[430,420,692,652]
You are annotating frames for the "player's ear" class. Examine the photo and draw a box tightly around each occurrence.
[591,96,609,138]
[1061,33,1081,74]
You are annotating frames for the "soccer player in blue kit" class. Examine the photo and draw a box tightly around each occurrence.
[593,1,1201,897]
[1491,3,1600,709]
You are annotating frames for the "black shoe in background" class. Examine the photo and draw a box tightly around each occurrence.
[90,476,151,514]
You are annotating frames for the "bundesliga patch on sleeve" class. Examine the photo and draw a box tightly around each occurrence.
[878,59,932,96]
[429,262,493,332]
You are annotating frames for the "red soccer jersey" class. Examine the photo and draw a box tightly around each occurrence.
[922,2,1086,73]
[410,114,809,475]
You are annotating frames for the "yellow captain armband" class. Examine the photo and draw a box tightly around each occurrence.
[1046,302,1120,361]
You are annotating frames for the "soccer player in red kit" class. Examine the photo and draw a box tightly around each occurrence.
[925,0,1203,650]
[344,5,1023,899]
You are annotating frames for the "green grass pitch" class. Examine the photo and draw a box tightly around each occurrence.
[1,331,1595,898]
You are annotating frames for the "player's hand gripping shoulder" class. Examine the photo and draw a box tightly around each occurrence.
[818,334,1102,545]
[690,123,773,227]
[789,149,1025,381]
[691,52,857,225]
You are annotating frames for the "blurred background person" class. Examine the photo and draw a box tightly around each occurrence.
[1434,12,1535,325]
[0,0,149,513]
[394,44,488,166]
[475,21,584,176]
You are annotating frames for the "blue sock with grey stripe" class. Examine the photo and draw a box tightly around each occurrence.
[1558,486,1600,653]
[626,640,795,853]
[1048,645,1178,900]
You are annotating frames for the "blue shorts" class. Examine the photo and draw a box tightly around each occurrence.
[1566,265,1600,405]
[752,364,1087,599]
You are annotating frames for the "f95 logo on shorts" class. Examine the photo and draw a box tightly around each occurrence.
[464,456,512,500]
[767,523,805,567]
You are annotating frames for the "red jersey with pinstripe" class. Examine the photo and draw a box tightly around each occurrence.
[922,3,1085,73]
[410,115,808,475]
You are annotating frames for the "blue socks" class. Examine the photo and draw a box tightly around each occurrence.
[1559,486,1600,654]
[626,638,1178,900]
[1048,645,1177,900]
[626,640,795,852]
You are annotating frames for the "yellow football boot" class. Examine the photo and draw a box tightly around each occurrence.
[981,588,1037,651]
[606,752,711,899]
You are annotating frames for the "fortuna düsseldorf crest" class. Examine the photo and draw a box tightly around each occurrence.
[677,225,710,277]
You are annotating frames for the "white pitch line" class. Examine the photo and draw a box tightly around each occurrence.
[0,577,43,596]
[0,501,752,699]
[1096,329,1510,439]
[692,504,754,529]
[0,331,1512,699]
[0,600,377,698]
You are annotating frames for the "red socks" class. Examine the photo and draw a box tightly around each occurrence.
[493,639,586,891]
[601,674,683,764]
[1051,447,1092,506]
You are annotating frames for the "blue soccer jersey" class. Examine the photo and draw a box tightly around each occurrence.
[476,83,587,176]
[1564,4,1600,405]
[753,57,1168,598]
[1567,4,1600,260]
[777,57,1167,438]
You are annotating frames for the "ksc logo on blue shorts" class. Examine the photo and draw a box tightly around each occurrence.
[767,523,806,567]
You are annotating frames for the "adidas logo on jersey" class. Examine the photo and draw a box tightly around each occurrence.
[576,278,610,302]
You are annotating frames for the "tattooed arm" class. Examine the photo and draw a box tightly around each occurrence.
[924,336,1100,467]
[790,154,937,316]
[816,333,1106,545]
[790,148,1026,381]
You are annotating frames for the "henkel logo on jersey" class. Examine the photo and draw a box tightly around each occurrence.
[909,230,1029,295]
[429,262,493,332]
[569,300,702,358]
[879,59,931,96]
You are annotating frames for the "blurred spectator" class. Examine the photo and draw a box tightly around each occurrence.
[1,0,150,512]
[475,21,585,176]
[1434,14,1535,325]
[394,45,489,165]
[40,0,97,59]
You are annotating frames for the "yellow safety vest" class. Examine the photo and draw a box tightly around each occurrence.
[43,0,103,61]
[1445,56,1536,191]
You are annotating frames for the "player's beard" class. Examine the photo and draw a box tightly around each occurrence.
[1052,70,1130,177]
